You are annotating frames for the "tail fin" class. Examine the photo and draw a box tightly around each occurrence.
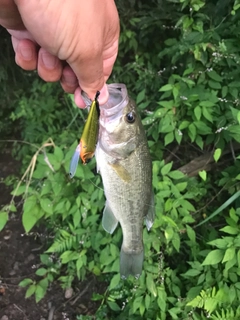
[120,248,144,279]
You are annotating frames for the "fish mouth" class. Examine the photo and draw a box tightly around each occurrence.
[81,84,129,122]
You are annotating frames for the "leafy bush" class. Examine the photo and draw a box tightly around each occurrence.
[1,0,240,318]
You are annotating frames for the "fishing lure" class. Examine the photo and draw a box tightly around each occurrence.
[69,91,100,178]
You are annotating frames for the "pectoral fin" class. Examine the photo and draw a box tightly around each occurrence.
[145,192,155,231]
[109,162,131,183]
[69,143,81,178]
[102,201,118,234]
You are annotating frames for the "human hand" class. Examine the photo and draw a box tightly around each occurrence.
[0,0,120,107]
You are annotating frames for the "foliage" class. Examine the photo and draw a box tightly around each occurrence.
[1,0,240,319]
[0,28,33,140]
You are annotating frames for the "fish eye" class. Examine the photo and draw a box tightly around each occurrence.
[125,112,136,124]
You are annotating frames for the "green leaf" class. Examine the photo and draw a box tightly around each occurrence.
[142,116,155,126]
[230,208,239,223]
[194,106,202,120]
[208,238,230,249]
[54,146,64,162]
[110,243,119,258]
[194,121,212,134]
[207,70,222,82]
[182,269,201,278]
[60,250,79,264]
[228,81,240,88]
[132,296,143,313]
[195,135,204,149]
[199,101,216,107]
[237,251,240,268]
[109,274,121,290]
[40,254,52,266]
[167,170,185,179]
[0,211,8,232]
[35,268,47,276]
[225,256,237,272]
[139,302,145,316]
[208,80,221,89]
[23,195,38,214]
[165,227,174,242]
[159,84,173,92]
[22,205,44,233]
[237,111,240,125]
[76,255,87,272]
[178,199,195,211]
[164,131,174,146]
[221,86,228,98]
[186,225,196,242]
[199,170,207,181]
[46,154,61,171]
[202,107,213,122]
[173,86,179,100]
[228,125,240,135]
[179,120,190,130]
[25,284,36,299]
[175,128,183,144]
[220,226,239,235]
[35,278,48,302]
[73,209,81,228]
[230,107,240,121]
[175,182,187,192]
[146,273,157,297]
[202,249,224,265]
[145,294,151,310]
[172,233,180,252]
[188,123,196,142]
[158,100,173,108]
[222,247,235,263]
[161,162,173,176]
[157,287,166,312]
[40,198,53,215]
[19,278,33,287]
[40,180,52,197]
[107,301,121,311]
[136,89,145,104]
[11,185,27,196]
[214,148,221,162]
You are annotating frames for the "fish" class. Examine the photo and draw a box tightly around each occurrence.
[95,83,155,278]
[69,91,100,178]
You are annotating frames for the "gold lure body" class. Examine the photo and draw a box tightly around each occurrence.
[69,91,100,178]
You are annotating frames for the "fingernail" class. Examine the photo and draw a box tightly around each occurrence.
[20,46,33,61]
[98,84,109,105]
[41,52,58,70]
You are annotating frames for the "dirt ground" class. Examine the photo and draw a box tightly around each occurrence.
[0,152,103,320]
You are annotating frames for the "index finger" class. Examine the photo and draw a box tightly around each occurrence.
[0,0,25,29]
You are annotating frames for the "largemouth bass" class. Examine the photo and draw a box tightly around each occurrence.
[95,84,154,278]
